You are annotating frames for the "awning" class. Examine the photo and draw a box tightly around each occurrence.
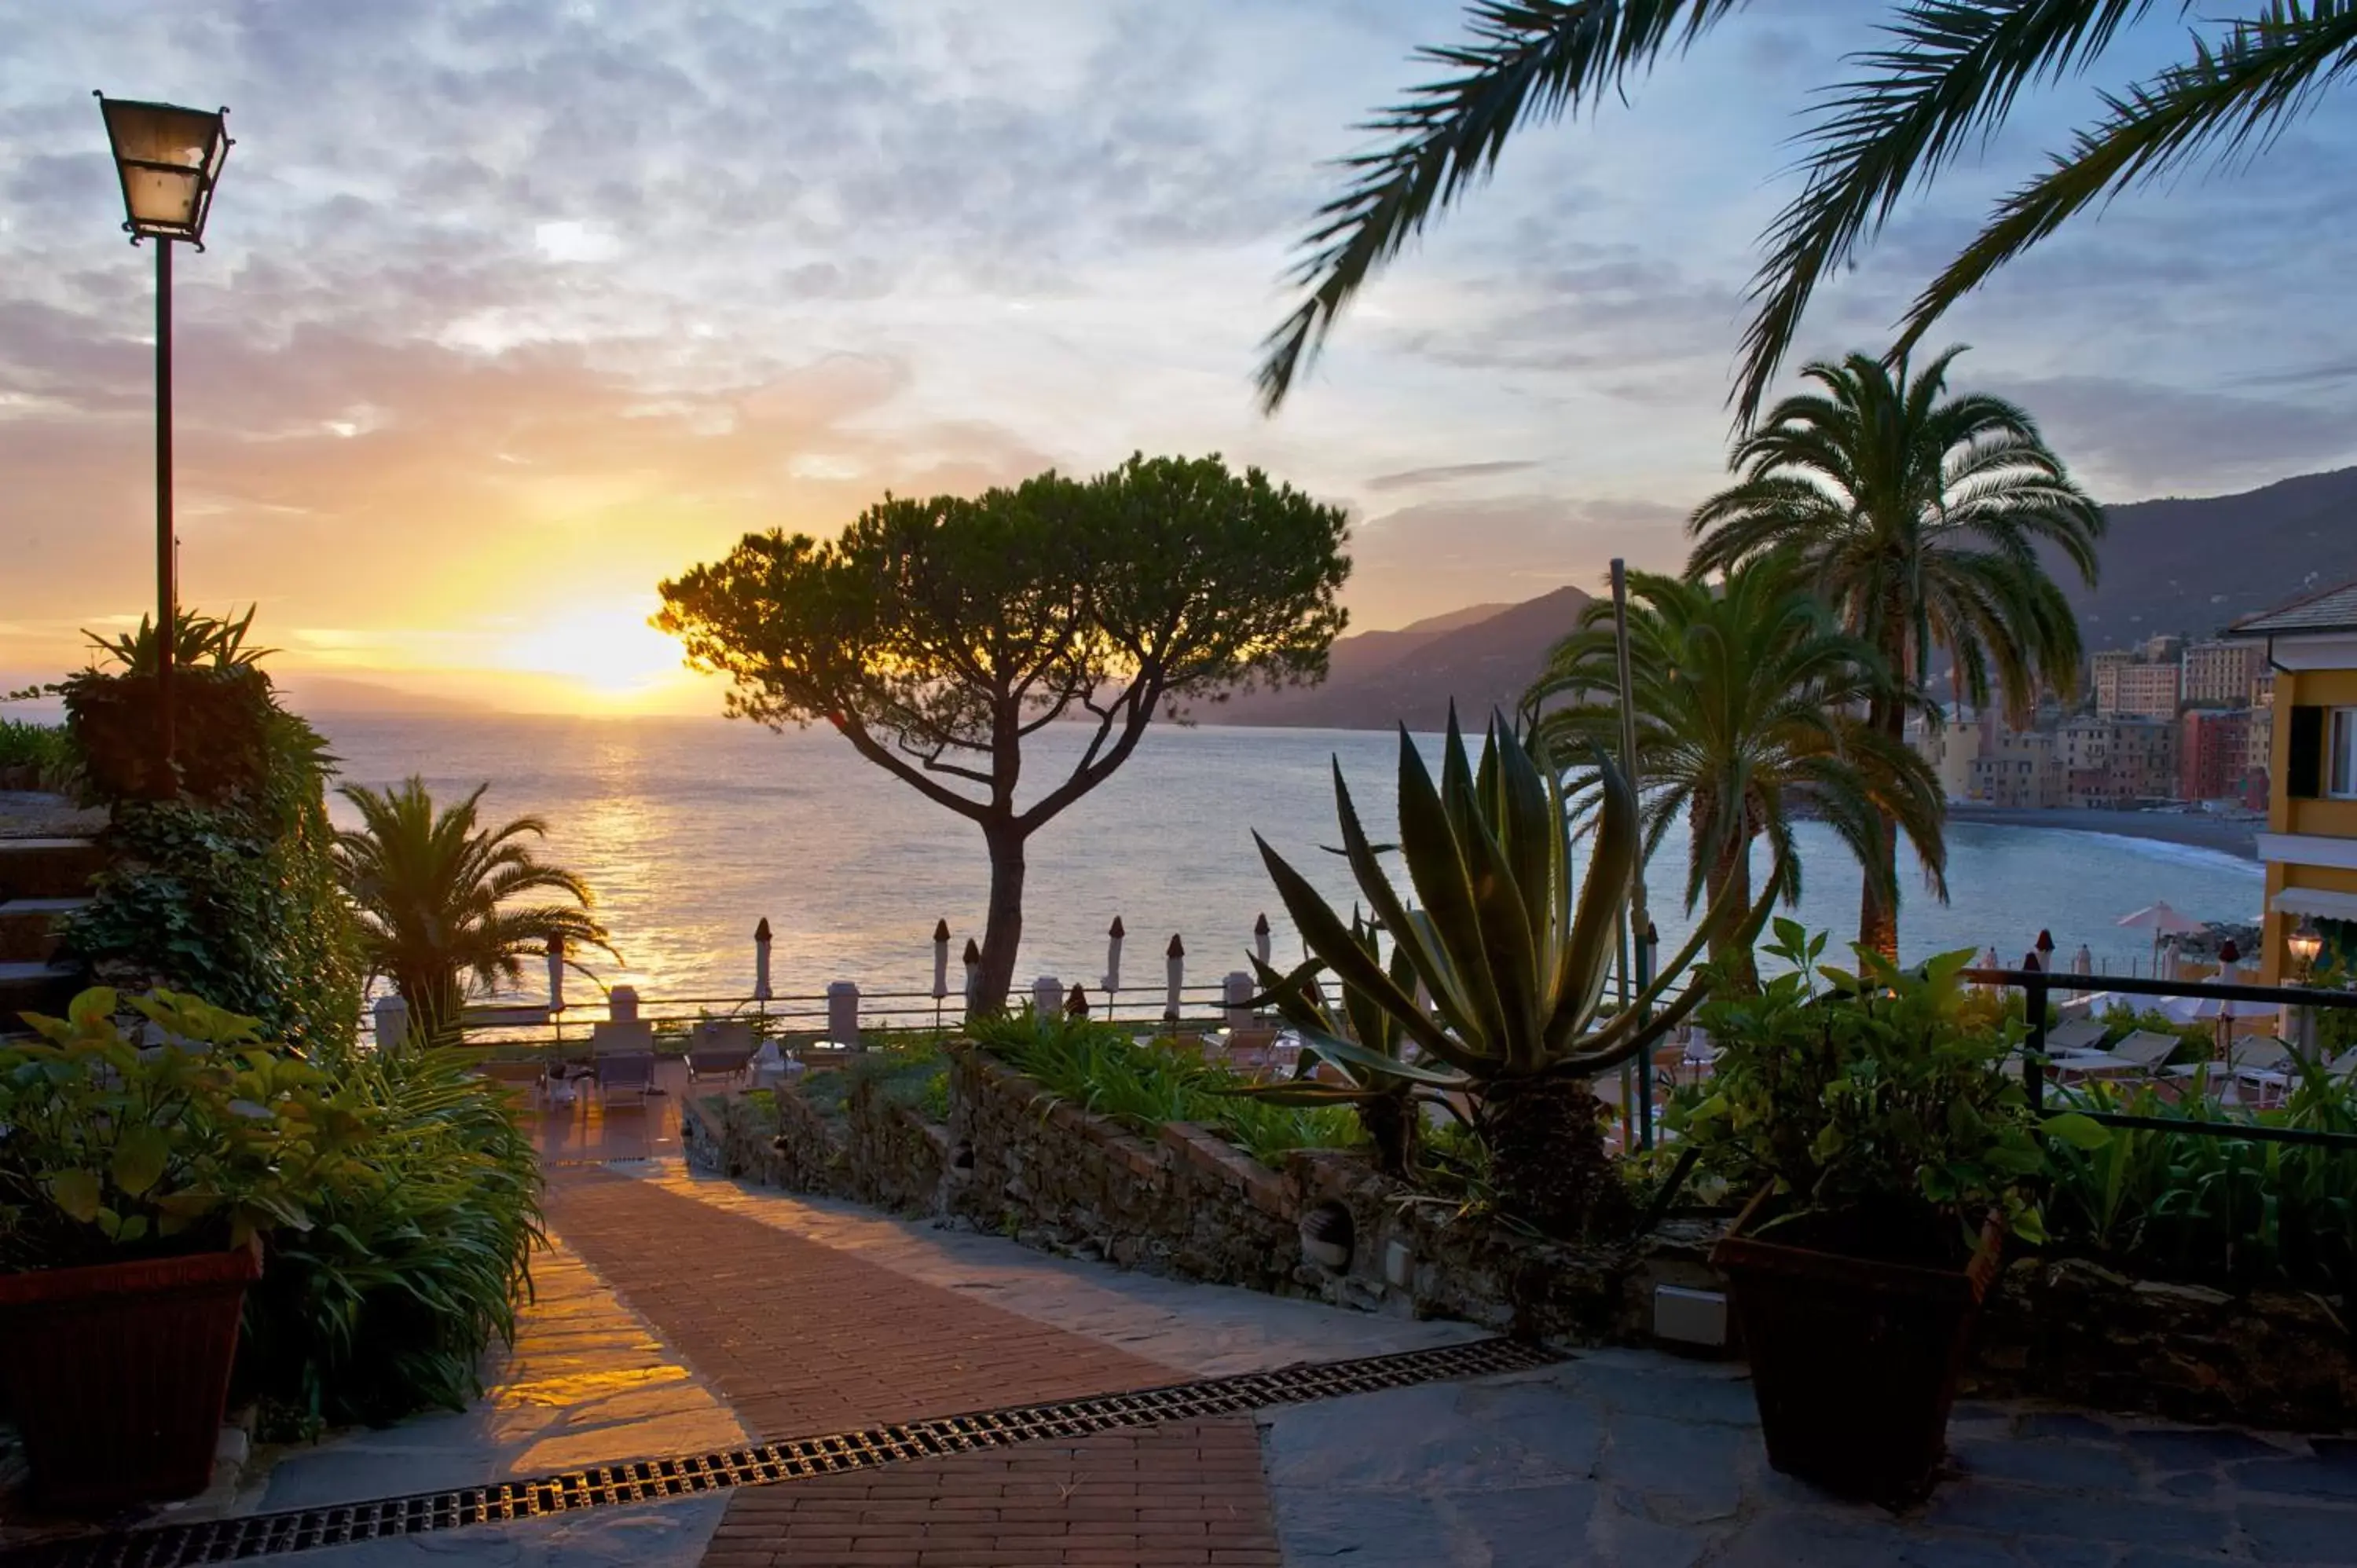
[2270,887,2357,921]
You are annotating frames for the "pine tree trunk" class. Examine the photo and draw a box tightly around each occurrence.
[973,818,1027,1015]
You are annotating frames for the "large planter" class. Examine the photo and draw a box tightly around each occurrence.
[1714,1204,2003,1506]
[0,1243,261,1511]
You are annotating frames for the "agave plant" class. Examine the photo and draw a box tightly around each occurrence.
[1237,909,1464,1181]
[88,606,273,675]
[1253,711,1782,1236]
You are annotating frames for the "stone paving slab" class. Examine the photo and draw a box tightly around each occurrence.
[238,1497,731,1568]
[616,1160,1480,1377]
[1259,1347,2357,1566]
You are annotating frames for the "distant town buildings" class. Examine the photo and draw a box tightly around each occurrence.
[1910,628,2269,812]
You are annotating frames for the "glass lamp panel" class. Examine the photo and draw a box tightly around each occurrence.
[99,99,226,236]
[121,165,203,230]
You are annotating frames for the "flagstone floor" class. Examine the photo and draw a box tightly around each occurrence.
[92,1156,2357,1566]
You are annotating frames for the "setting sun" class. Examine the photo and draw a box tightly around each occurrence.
[497,597,694,707]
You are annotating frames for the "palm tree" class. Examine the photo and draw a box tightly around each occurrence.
[335,778,614,1046]
[1256,2,2352,422]
[1686,346,2101,956]
[1525,558,1945,987]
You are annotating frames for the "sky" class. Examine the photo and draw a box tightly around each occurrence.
[4,1,2356,715]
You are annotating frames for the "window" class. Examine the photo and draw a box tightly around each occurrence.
[2333,709,2357,799]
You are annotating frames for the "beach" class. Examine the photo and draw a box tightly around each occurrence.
[1945,804,2259,860]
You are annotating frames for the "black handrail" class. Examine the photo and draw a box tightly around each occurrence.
[1963,965,2357,1152]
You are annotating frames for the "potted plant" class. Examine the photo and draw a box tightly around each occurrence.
[0,987,357,1511]
[1671,923,2105,1504]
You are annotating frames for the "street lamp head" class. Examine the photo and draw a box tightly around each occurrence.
[96,95,230,244]
[2289,917,2324,971]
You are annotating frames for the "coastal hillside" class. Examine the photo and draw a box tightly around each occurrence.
[2071,465,2357,642]
[1210,585,1590,731]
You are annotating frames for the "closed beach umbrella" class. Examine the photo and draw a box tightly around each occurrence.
[962,937,981,1009]
[547,936,566,1013]
[753,919,773,1002]
[1254,912,1273,969]
[2073,943,2094,976]
[1165,933,1185,1020]
[932,919,951,1002]
[2118,901,2205,973]
[1105,916,1125,996]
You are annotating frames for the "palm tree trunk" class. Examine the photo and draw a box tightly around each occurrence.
[396,969,465,1050]
[1706,831,1759,992]
[1857,691,1904,961]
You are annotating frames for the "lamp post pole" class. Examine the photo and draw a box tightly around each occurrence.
[155,235,176,780]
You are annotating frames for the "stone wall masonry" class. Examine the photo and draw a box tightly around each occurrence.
[843,1078,951,1218]
[944,1046,1303,1292]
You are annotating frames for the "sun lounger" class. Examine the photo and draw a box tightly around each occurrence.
[687,1020,757,1086]
[469,1056,548,1104]
[595,1050,655,1108]
[2042,1019,2110,1054]
[2053,1028,2181,1080]
[589,1019,657,1055]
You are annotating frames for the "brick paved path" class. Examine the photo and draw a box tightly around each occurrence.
[544,1170,1281,1567]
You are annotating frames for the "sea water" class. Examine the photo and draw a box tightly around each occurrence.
[317,713,2264,1003]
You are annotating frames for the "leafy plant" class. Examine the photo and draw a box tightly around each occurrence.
[87,605,274,675]
[236,1043,542,1434]
[1255,710,1779,1236]
[1237,908,1460,1178]
[0,717,78,790]
[2042,1061,2357,1295]
[335,777,614,1046]
[0,989,367,1273]
[972,1010,1362,1166]
[1670,922,2106,1262]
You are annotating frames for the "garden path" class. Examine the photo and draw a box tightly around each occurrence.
[90,1158,2354,1568]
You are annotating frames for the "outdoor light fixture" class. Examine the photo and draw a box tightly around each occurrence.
[97,97,232,243]
[96,93,232,788]
[2290,917,2324,977]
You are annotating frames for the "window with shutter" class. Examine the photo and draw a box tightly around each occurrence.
[2288,705,2324,798]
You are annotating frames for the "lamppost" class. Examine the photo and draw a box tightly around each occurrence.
[2287,917,2325,1059]
[96,94,232,788]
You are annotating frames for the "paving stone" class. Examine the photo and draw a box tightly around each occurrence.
[2234,1456,2357,1502]
[2018,1413,2123,1443]
[1574,1493,1711,1568]
[2124,1428,2291,1470]
[2159,1471,2218,1500]
[1595,1413,1747,1526]
[1949,1438,2144,1493]
[283,1497,731,1568]
[1257,1382,1604,1495]
[2012,1540,2118,1568]
[2117,1551,2249,1568]
[1266,1488,1453,1566]
[1559,1352,1763,1427]
[2238,1502,2357,1564]
[1710,1512,2023,1568]
[1440,1482,1602,1566]
[1923,1483,2227,1551]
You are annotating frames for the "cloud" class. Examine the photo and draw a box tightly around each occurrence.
[1345,493,1694,628]
[1989,375,2357,499]
[1365,460,1540,493]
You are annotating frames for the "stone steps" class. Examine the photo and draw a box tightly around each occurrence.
[0,837,100,1032]
[0,896,90,964]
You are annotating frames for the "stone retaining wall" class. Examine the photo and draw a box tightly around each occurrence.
[684,1079,950,1219]
[845,1079,952,1217]
[944,1046,1303,1293]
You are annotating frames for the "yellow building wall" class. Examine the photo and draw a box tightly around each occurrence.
[2262,663,2357,979]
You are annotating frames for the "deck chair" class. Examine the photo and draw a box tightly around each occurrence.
[469,1055,548,1105]
[2042,1019,2110,1055]
[595,1050,656,1108]
[2058,1028,2182,1082]
[687,1019,757,1086]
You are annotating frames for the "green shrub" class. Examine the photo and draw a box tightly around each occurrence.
[61,650,363,1053]
[237,1044,541,1434]
[0,989,366,1273]
[0,717,77,789]
[972,1010,1361,1167]
[1667,923,2102,1262]
[2043,1063,2357,1295]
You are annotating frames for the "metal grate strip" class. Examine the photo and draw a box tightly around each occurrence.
[5,1337,1555,1567]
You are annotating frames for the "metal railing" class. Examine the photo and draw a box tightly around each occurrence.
[1964,966,2357,1152]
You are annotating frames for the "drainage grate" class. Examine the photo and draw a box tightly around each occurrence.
[7,1336,1555,1567]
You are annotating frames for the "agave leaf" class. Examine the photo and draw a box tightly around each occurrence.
[1292,1026,1469,1089]
[1254,832,1460,1064]
[1550,745,1637,1042]
[1491,718,1559,968]
[1441,705,1479,844]
[1220,1080,1389,1105]
[1396,725,1508,1051]
[1456,768,1542,1069]
[1332,759,1479,1042]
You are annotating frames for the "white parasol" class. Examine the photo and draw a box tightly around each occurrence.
[2117,901,2206,972]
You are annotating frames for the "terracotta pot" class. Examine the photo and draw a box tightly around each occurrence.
[1712,1200,2003,1506]
[0,1243,261,1511]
